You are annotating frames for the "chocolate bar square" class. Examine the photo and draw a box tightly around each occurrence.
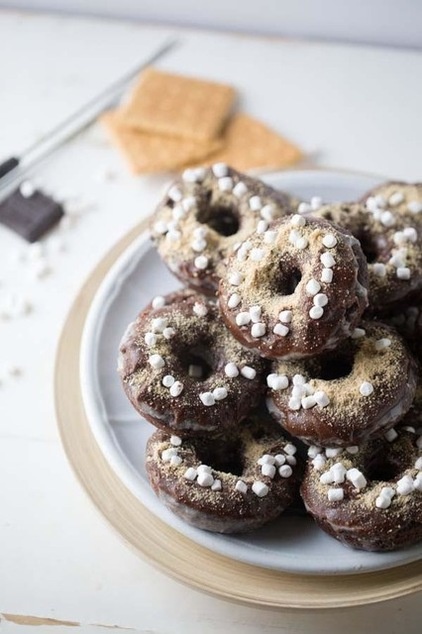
[0,189,64,242]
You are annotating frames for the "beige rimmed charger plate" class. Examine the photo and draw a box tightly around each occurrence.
[55,218,422,610]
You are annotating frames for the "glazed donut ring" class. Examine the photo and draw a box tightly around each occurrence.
[218,214,368,360]
[300,427,422,551]
[310,202,422,311]
[150,164,293,295]
[118,291,266,436]
[266,321,418,447]
[146,416,302,533]
[360,181,422,220]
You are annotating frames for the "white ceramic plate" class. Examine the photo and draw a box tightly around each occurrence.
[80,169,422,575]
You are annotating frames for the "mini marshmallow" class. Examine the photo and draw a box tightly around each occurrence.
[194,255,209,270]
[313,293,328,307]
[249,195,262,211]
[321,268,333,283]
[161,447,178,462]
[256,219,268,234]
[235,480,248,494]
[284,443,297,456]
[380,211,395,227]
[310,196,323,210]
[274,454,286,466]
[325,448,342,458]
[273,323,289,336]
[288,397,301,410]
[260,204,276,221]
[170,455,182,466]
[213,386,228,401]
[314,390,330,407]
[170,381,184,397]
[384,428,398,442]
[312,454,326,470]
[346,468,367,491]
[389,191,404,206]
[346,446,359,455]
[320,252,335,268]
[302,395,317,409]
[252,481,269,497]
[278,310,292,323]
[211,479,222,491]
[193,226,208,239]
[197,472,214,487]
[309,306,324,320]
[233,181,248,198]
[372,263,386,277]
[240,365,256,380]
[228,293,241,309]
[236,311,251,326]
[144,332,157,346]
[261,463,276,478]
[296,237,309,250]
[224,362,239,378]
[267,374,289,390]
[182,167,205,183]
[397,475,414,495]
[298,202,312,214]
[20,180,35,198]
[218,176,233,191]
[258,454,276,466]
[291,214,306,227]
[212,162,228,177]
[359,381,374,397]
[308,446,322,458]
[184,467,197,481]
[279,465,293,478]
[151,317,168,332]
[249,305,262,322]
[351,327,366,339]
[191,238,207,252]
[162,375,175,387]
[397,267,411,280]
[167,185,182,201]
[408,201,422,214]
[293,374,306,385]
[322,234,337,248]
[193,302,208,317]
[251,322,266,337]
[229,271,243,286]
[163,327,176,340]
[199,392,215,406]
[149,354,165,369]
[306,278,321,295]
[170,435,182,447]
[152,296,166,309]
[328,488,344,502]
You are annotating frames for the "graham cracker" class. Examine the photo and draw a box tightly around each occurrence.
[101,110,222,174]
[197,113,303,171]
[121,67,236,142]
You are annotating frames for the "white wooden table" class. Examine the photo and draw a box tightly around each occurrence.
[0,10,421,633]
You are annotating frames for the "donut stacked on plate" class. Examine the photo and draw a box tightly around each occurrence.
[118,166,422,550]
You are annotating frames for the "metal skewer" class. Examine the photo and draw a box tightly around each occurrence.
[0,38,177,200]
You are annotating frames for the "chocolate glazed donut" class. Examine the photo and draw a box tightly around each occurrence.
[146,415,302,533]
[266,321,418,447]
[118,291,266,436]
[301,427,422,551]
[310,201,422,312]
[218,214,368,360]
[150,163,293,295]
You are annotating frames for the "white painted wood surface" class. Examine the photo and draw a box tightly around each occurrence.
[0,10,420,633]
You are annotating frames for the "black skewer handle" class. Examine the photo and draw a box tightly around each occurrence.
[0,156,20,179]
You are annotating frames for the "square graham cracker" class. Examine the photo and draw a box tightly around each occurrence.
[101,110,222,173]
[121,67,236,142]
[198,113,303,172]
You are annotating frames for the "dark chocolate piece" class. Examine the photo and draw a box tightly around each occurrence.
[0,188,64,242]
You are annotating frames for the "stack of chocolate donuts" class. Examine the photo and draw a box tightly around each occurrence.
[118,165,422,551]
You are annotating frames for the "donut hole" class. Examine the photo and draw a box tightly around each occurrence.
[274,265,302,296]
[308,351,354,381]
[197,203,240,236]
[182,345,214,381]
[365,453,404,483]
[195,440,244,476]
[356,233,381,264]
